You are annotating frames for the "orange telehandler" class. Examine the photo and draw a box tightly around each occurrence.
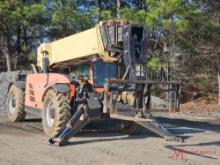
[6,20,182,146]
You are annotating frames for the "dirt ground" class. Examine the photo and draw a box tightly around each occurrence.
[0,112,220,165]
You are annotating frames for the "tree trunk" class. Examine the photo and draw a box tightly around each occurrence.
[97,0,102,21]
[116,0,121,18]
[17,26,21,55]
[218,68,220,105]
[111,0,119,18]
[0,34,12,72]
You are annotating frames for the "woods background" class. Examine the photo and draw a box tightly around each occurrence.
[0,0,219,101]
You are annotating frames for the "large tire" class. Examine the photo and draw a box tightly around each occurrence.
[7,85,26,122]
[42,89,71,137]
[123,122,143,135]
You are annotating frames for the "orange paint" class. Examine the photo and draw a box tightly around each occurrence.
[69,84,76,99]
[88,63,105,93]
[25,73,70,110]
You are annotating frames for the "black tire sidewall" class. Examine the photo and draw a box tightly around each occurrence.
[42,95,56,136]
[7,85,25,122]
[42,90,71,137]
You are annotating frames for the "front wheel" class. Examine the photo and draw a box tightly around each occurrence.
[42,89,71,137]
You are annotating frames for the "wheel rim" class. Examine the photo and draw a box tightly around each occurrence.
[8,93,16,114]
[46,100,55,128]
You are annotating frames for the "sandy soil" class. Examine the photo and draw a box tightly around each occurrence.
[0,113,220,165]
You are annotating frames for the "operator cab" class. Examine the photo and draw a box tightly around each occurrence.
[49,59,117,93]
[68,60,117,92]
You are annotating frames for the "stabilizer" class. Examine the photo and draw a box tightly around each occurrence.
[48,105,90,146]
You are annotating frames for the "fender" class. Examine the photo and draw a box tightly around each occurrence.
[8,81,25,92]
[51,83,70,93]
[25,73,71,110]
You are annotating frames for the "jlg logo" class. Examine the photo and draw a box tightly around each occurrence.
[168,149,184,160]
[167,147,217,160]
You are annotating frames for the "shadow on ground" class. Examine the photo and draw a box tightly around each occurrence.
[2,115,219,147]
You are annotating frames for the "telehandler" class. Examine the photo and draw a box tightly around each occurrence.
[7,20,182,146]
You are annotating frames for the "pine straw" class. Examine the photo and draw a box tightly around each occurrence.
[181,96,219,112]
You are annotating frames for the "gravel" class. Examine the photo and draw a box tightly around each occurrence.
[150,96,169,109]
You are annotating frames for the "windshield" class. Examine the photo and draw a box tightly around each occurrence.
[93,61,117,87]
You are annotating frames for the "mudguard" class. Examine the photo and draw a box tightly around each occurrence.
[24,73,70,110]
[8,81,26,92]
[51,84,69,93]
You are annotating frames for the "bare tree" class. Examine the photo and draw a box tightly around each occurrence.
[0,33,12,72]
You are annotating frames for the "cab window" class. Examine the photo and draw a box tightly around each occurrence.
[76,64,90,80]
[93,61,117,87]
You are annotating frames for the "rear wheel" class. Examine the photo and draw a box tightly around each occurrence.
[42,89,71,137]
[7,85,26,122]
